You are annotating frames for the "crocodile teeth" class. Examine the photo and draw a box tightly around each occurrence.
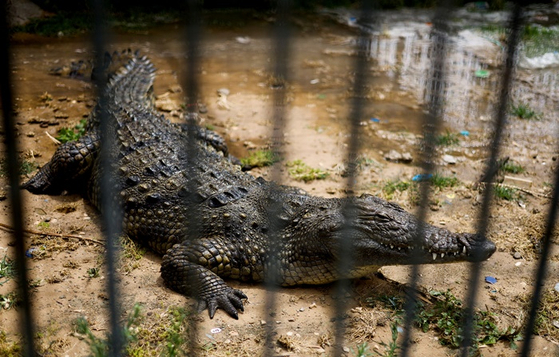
[390,245,394,249]
[462,246,467,254]
[441,253,445,258]
[432,253,437,260]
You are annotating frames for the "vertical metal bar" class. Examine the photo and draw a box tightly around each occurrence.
[0,3,36,356]
[91,0,123,355]
[519,94,559,355]
[183,0,202,354]
[332,1,373,356]
[460,2,524,356]
[264,0,291,354]
[399,2,453,356]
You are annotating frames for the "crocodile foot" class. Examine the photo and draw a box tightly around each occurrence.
[198,286,247,319]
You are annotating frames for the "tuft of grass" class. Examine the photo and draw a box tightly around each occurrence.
[0,292,20,310]
[430,173,459,189]
[0,158,39,177]
[528,288,559,340]
[56,119,88,144]
[0,331,21,357]
[416,290,522,352]
[501,161,525,174]
[510,102,541,120]
[120,236,146,273]
[353,342,374,357]
[382,180,411,199]
[165,306,190,357]
[0,256,15,286]
[240,150,279,168]
[493,185,518,201]
[87,267,100,279]
[435,131,460,146]
[286,160,328,182]
[75,304,142,357]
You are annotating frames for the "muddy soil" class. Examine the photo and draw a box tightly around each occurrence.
[1,11,558,357]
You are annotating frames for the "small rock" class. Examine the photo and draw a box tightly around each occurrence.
[169,84,182,93]
[217,88,230,96]
[54,112,69,119]
[554,282,559,293]
[27,132,35,137]
[243,141,257,150]
[235,37,250,44]
[298,307,305,312]
[384,150,412,163]
[155,97,180,112]
[198,104,208,114]
[309,302,317,309]
[260,320,266,326]
[553,320,559,329]
[513,252,522,259]
[316,348,326,353]
[343,347,350,353]
[442,154,457,164]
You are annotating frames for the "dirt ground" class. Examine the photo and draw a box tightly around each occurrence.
[1,10,559,357]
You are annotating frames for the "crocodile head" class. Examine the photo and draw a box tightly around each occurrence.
[339,194,496,267]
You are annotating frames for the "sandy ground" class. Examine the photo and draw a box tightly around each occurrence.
[1,11,559,357]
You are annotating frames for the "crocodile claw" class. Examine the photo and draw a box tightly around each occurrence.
[199,288,247,319]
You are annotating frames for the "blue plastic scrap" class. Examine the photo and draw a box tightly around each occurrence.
[412,174,433,182]
[485,276,497,284]
[370,118,380,123]
[460,130,469,136]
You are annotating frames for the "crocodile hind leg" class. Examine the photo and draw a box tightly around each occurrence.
[161,240,248,319]
[22,133,99,194]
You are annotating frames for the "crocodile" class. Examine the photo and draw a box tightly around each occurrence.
[23,51,496,319]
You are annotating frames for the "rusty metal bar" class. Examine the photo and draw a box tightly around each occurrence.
[0,2,36,356]
[399,2,453,356]
[460,2,524,356]
[91,0,124,355]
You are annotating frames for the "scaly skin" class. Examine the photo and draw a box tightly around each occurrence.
[23,51,496,319]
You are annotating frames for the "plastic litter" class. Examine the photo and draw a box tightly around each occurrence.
[210,328,222,334]
[460,130,469,136]
[25,247,38,258]
[485,276,497,284]
[370,118,380,123]
[235,37,251,44]
[475,70,490,78]
[412,173,432,182]
[310,79,319,84]
[554,282,559,293]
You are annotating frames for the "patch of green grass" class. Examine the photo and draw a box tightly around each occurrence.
[87,267,100,279]
[435,131,460,146]
[382,180,411,199]
[501,161,525,174]
[510,102,541,120]
[56,119,88,144]
[529,288,559,340]
[37,221,50,229]
[75,303,142,357]
[416,290,522,352]
[0,256,15,286]
[430,173,459,189]
[240,150,279,168]
[0,159,39,177]
[120,236,146,273]
[165,306,190,357]
[0,331,20,357]
[286,160,328,182]
[353,342,374,357]
[493,185,518,201]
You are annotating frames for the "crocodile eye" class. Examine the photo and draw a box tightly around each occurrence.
[208,197,225,208]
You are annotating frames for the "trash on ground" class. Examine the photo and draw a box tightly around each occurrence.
[485,276,497,284]
[412,173,433,182]
[460,130,470,136]
[370,117,380,123]
[235,36,251,44]
[475,70,490,78]
[210,328,222,334]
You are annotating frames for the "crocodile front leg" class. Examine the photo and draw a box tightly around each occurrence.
[161,240,248,319]
[22,133,99,194]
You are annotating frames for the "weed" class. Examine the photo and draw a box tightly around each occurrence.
[286,160,328,182]
[87,267,100,278]
[75,303,142,357]
[435,131,460,146]
[430,173,459,189]
[382,180,411,199]
[416,290,521,352]
[353,342,373,357]
[501,161,525,174]
[120,236,146,273]
[56,119,88,144]
[165,306,190,357]
[0,292,20,310]
[529,288,559,340]
[37,221,50,229]
[510,102,541,120]
[0,331,21,357]
[241,150,279,168]
[493,185,518,201]
[204,124,215,131]
[0,158,38,177]
[0,255,15,286]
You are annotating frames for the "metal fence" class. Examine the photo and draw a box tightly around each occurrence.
[1,0,557,356]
